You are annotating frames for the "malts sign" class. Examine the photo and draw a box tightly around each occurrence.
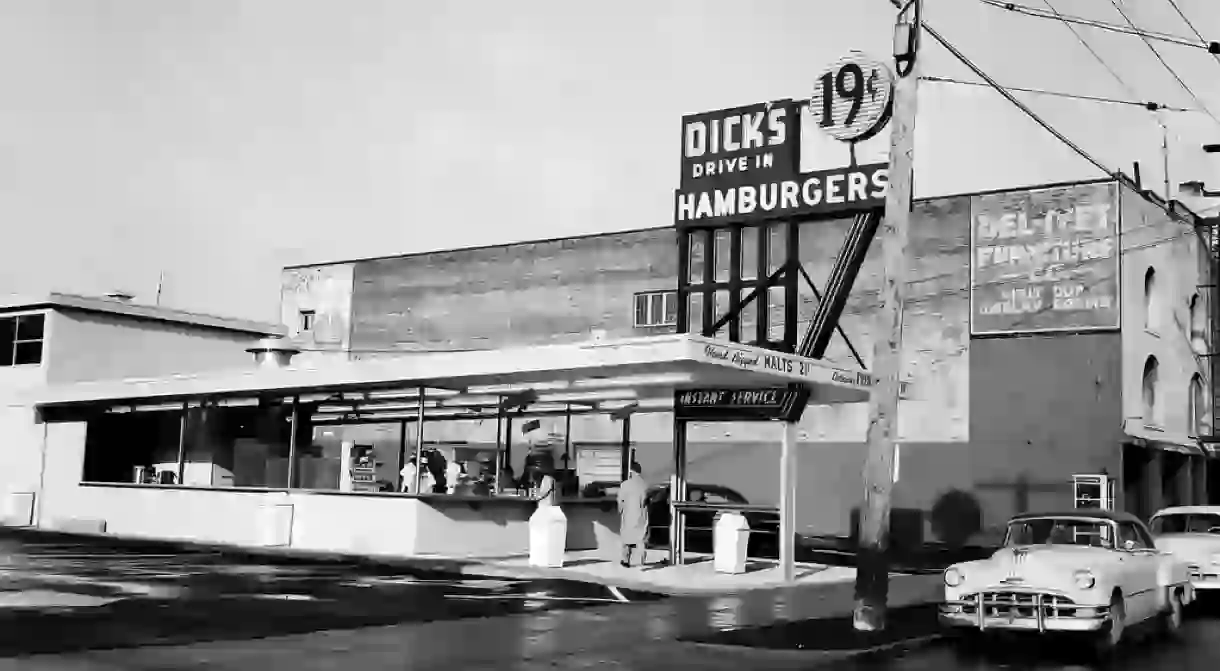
[675,100,888,228]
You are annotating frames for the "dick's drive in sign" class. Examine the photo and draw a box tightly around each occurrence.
[675,100,888,227]
[675,54,894,229]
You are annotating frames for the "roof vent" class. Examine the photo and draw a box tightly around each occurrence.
[246,337,301,370]
[104,291,135,302]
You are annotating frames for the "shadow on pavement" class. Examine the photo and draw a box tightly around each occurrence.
[680,602,943,651]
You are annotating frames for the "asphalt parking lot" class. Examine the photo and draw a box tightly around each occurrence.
[0,529,661,657]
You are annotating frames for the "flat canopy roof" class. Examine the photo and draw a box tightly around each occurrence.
[27,334,913,410]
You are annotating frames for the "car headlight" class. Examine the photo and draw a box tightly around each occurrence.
[1211,553,1220,567]
[944,567,964,587]
[1074,570,1096,589]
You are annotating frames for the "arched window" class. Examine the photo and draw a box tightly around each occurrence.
[1142,356,1159,425]
[1144,267,1158,331]
[1190,294,1207,351]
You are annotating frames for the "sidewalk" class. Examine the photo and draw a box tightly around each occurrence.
[0,527,847,596]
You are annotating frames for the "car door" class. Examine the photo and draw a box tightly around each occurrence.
[1117,521,1161,621]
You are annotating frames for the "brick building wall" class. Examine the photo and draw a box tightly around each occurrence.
[277,179,1212,540]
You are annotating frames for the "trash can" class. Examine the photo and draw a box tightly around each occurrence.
[713,511,750,574]
[528,506,568,568]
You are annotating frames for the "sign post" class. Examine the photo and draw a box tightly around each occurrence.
[854,0,922,633]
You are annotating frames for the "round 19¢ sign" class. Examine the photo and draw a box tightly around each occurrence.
[810,51,894,143]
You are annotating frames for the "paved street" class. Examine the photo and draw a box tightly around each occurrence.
[10,530,1220,669]
[839,598,1220,671]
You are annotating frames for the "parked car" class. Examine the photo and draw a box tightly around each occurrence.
[1150,505,1220,593]
[939,510,1194,654]
[644,483,779,557]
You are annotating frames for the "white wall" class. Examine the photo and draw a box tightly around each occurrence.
[279,264,355,366]
[1120,187,1211,444]
[45,309,263,384]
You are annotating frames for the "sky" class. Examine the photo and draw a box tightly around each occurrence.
[1,0,1219,323]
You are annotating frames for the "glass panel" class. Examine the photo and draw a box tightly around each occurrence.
[739,293,758,345]
[714,290,731,340]
[713,230,732,283]
[649,293,665,325]
[663,291,679,325]
[304,421,402,492]
[634,294,649,326]
[15,314,44,340]
[767,286,786,344]
[767,223,787,275]
[740,227,759,281]
[688,231,707,284]
[82,409,185,484]
[13,341,42,366]
[687,292,704,334]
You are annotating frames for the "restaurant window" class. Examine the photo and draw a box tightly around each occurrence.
[634,291,678,328]
[0,313,46,367]
[1142,356,1159,427]
[299,310,316,333]
[304,422,405,492]
[82,407,185,485]
[82,399,303,488]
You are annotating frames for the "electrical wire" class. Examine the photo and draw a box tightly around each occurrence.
[1105,0,1220,129]
[980,0,1215,51]
[1164,0,1220,72]
[920,75,1191,112]
[1040,0,1143,104]
[889,0,1115,177]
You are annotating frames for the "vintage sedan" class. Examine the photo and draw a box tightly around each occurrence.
[939,511,1195,651]
[1150,505,1220,592]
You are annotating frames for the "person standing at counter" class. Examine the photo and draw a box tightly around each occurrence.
[617,461,649,568]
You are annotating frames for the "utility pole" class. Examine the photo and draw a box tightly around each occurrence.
[853,0,922,633]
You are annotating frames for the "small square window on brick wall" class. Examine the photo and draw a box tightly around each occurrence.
[633,291,678,328]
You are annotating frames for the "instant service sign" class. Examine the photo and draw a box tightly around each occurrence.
[674,99,888,228]
[969,181,1120,335]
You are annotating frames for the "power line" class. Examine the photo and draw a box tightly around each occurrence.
[921,75,1192,112]
[979,0,1219,52]
[1105,0,1220,128]
[1164,0,1220,72]
[1039,0,1142,103]
[892,0,1114,176]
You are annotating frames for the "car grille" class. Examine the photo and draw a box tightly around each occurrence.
[958,591,1081,622]
[1189,564,1202,581]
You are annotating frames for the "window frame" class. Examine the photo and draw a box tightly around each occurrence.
[633,290,678,328]
[0,312,47,368]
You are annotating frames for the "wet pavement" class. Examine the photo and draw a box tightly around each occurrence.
[0,530,661,657]
[25,529,1207,670]
[819,598,1220,671]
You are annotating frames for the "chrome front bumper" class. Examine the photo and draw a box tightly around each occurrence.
[1189,565,1220,590]
[940,592,1109,633]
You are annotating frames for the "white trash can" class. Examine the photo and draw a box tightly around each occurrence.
[528,506,568,568]
[713,511,750,574]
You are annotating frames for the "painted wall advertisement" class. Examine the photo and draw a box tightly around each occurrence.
[970,182,1120,335]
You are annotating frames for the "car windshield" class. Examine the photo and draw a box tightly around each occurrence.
[1005,518,1114,549]
[1151,513,1220,535]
